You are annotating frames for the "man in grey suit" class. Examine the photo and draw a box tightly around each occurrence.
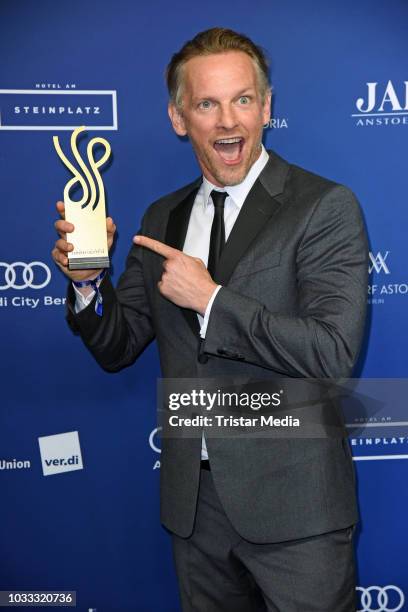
[53,27,367,612]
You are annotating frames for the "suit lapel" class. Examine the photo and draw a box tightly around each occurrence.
[165,182,201,336]
[163,150,289,335]
[214,151,289,285]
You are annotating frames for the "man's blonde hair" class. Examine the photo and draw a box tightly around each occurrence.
[166,27,270,108]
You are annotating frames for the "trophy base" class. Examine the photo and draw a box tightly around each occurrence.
[68,257,110,270]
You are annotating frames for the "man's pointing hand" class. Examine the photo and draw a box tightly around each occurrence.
[133,235,218,316]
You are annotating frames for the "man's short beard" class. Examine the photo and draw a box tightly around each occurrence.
[211,166,251,187]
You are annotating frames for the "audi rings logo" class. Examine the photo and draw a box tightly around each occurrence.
[0,262,51,290]
[357,585,405,612]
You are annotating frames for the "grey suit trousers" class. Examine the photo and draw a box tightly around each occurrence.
[172,468,356,612]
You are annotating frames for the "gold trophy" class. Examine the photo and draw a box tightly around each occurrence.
[53,126,111,270]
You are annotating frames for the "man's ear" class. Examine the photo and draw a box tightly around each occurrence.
[262,88,272,126]
[168,102,188,137]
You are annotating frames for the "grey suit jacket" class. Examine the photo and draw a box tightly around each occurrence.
[67,150,368,543]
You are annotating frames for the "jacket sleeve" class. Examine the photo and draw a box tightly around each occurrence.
[65,227,155,373]
[201,185,368,378]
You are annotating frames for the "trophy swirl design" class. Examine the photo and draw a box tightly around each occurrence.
[53,126,111,269]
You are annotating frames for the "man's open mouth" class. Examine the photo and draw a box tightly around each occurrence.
[213,137,244,164]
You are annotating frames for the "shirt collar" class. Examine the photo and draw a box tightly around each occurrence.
[202,145,269,210]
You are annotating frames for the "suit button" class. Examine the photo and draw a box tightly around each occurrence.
[198,338,209,364]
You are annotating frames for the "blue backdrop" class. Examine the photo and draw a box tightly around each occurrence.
[1,1,407,610]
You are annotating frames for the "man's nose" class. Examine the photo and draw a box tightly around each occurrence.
[217,104,239,130]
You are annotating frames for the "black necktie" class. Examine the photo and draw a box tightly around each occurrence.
[207,190,227,278]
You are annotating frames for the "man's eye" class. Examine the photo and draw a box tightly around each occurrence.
[199,100,212,109]
[239,96,250,104]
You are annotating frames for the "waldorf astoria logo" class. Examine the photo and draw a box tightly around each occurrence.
[263,117,289,130]
[369,252,390,275]
[0,87,117,130]
[352,80,408,127]
[368,250,408,305]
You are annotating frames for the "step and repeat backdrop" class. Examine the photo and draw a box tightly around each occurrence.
[1,0,407,610]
